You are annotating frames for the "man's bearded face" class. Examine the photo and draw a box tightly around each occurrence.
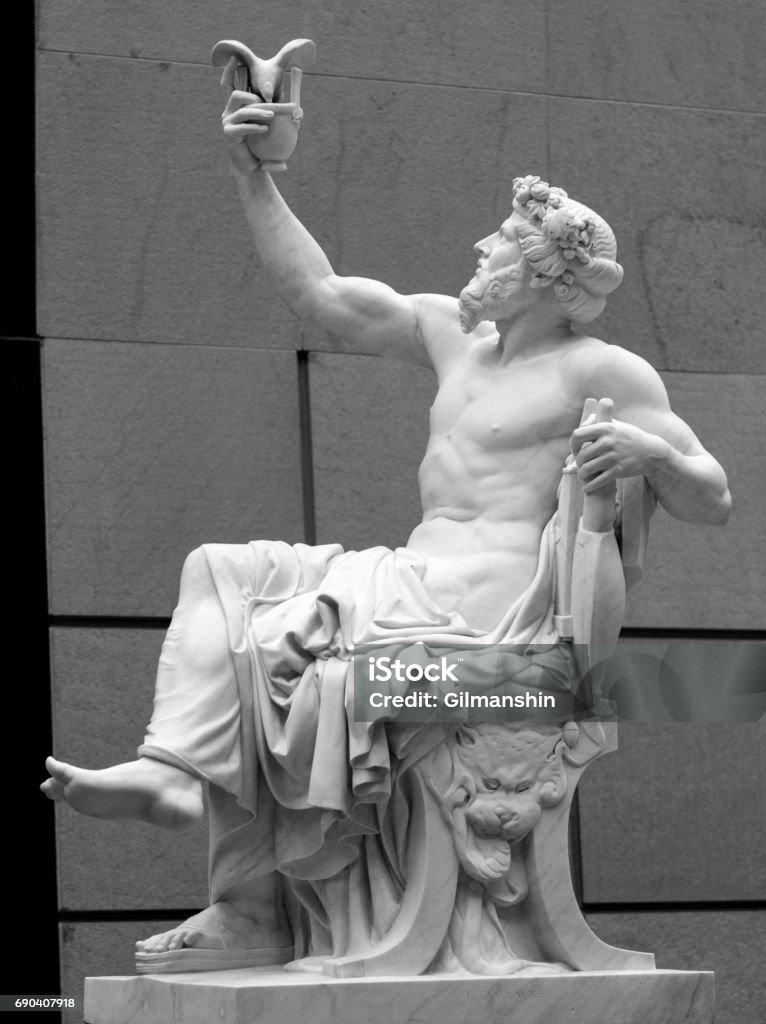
[458,262,526,334]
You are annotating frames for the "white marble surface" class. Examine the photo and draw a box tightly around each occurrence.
[85,968,714,1024]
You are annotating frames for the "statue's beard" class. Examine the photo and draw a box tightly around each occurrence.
[458,266,523,334]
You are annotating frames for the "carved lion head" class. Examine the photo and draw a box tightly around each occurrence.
[435,723,572,883]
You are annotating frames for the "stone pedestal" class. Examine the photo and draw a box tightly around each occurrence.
[84,967,714,1024]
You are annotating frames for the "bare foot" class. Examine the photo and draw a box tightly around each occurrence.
[40,756,203,830]
[136,901,292,954]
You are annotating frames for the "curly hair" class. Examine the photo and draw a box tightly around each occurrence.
[511,175,623,324]
[455,722,561,761]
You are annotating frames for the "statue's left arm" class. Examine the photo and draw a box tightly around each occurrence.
[570,347,731,526]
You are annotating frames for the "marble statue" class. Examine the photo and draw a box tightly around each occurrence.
[41,38,731,986]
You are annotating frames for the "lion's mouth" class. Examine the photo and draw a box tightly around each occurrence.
[470,819,526,843]
[463,833,512,880]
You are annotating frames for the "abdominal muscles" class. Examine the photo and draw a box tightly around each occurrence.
[406,371,575,631]
[405,515,544,632]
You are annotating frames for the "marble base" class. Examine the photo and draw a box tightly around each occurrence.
[84,967,714,1024]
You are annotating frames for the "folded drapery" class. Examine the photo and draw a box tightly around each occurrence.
[139,515,569,899]
[135,463,654,972]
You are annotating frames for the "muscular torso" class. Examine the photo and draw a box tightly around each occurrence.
[406,314,605,630]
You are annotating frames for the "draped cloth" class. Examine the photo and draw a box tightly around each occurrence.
[138,520,581,965]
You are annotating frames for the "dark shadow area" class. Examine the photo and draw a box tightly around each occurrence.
[2,2,61,1019]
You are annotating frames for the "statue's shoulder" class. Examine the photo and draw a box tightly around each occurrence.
[566,338,665,405]
[563,335,650,374]
[557,333,609,381]
[413,294,493,375]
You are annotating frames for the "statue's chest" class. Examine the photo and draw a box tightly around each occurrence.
[431,365,578,450]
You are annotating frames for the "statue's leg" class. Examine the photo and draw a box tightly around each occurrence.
[41,546,243,828]
[138,546,244,793]
[40,754,203,829]
[321,765,460,978]
[136,547,292,969]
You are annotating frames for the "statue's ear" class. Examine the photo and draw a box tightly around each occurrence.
[539,768,568,808]
[539,743,568,808]
[454,725,480,766]
[455,725,478,748]
[559,721,608,766]
[442,771,476,813]
[529,272,554,290]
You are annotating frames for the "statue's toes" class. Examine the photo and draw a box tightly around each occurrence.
[137,925,205,954]
[136,930,171,952]
[167,928,201,951]
[40,778,62,800]
[45,757,74,784]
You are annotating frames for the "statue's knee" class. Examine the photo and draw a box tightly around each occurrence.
[180,547,213,595]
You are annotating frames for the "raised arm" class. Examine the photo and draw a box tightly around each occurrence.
[570,346,731,525]
[223,90,432,366]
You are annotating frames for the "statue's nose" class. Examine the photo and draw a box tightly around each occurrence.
[495,805,517,824]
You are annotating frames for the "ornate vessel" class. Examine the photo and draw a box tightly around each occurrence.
[211,38,316,171]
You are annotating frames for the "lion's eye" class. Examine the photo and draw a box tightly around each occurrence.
[482,778,500,791]
[515,782,532,793]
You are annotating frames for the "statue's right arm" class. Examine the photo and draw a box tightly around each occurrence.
[224,91,450,369]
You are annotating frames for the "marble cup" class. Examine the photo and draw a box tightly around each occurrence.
[212,38,315,172]
[244,69,305,172]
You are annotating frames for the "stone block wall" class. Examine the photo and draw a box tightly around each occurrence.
[35,3,765,1021]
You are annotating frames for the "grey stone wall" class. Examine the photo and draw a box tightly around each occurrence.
[37,3,765,1022]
